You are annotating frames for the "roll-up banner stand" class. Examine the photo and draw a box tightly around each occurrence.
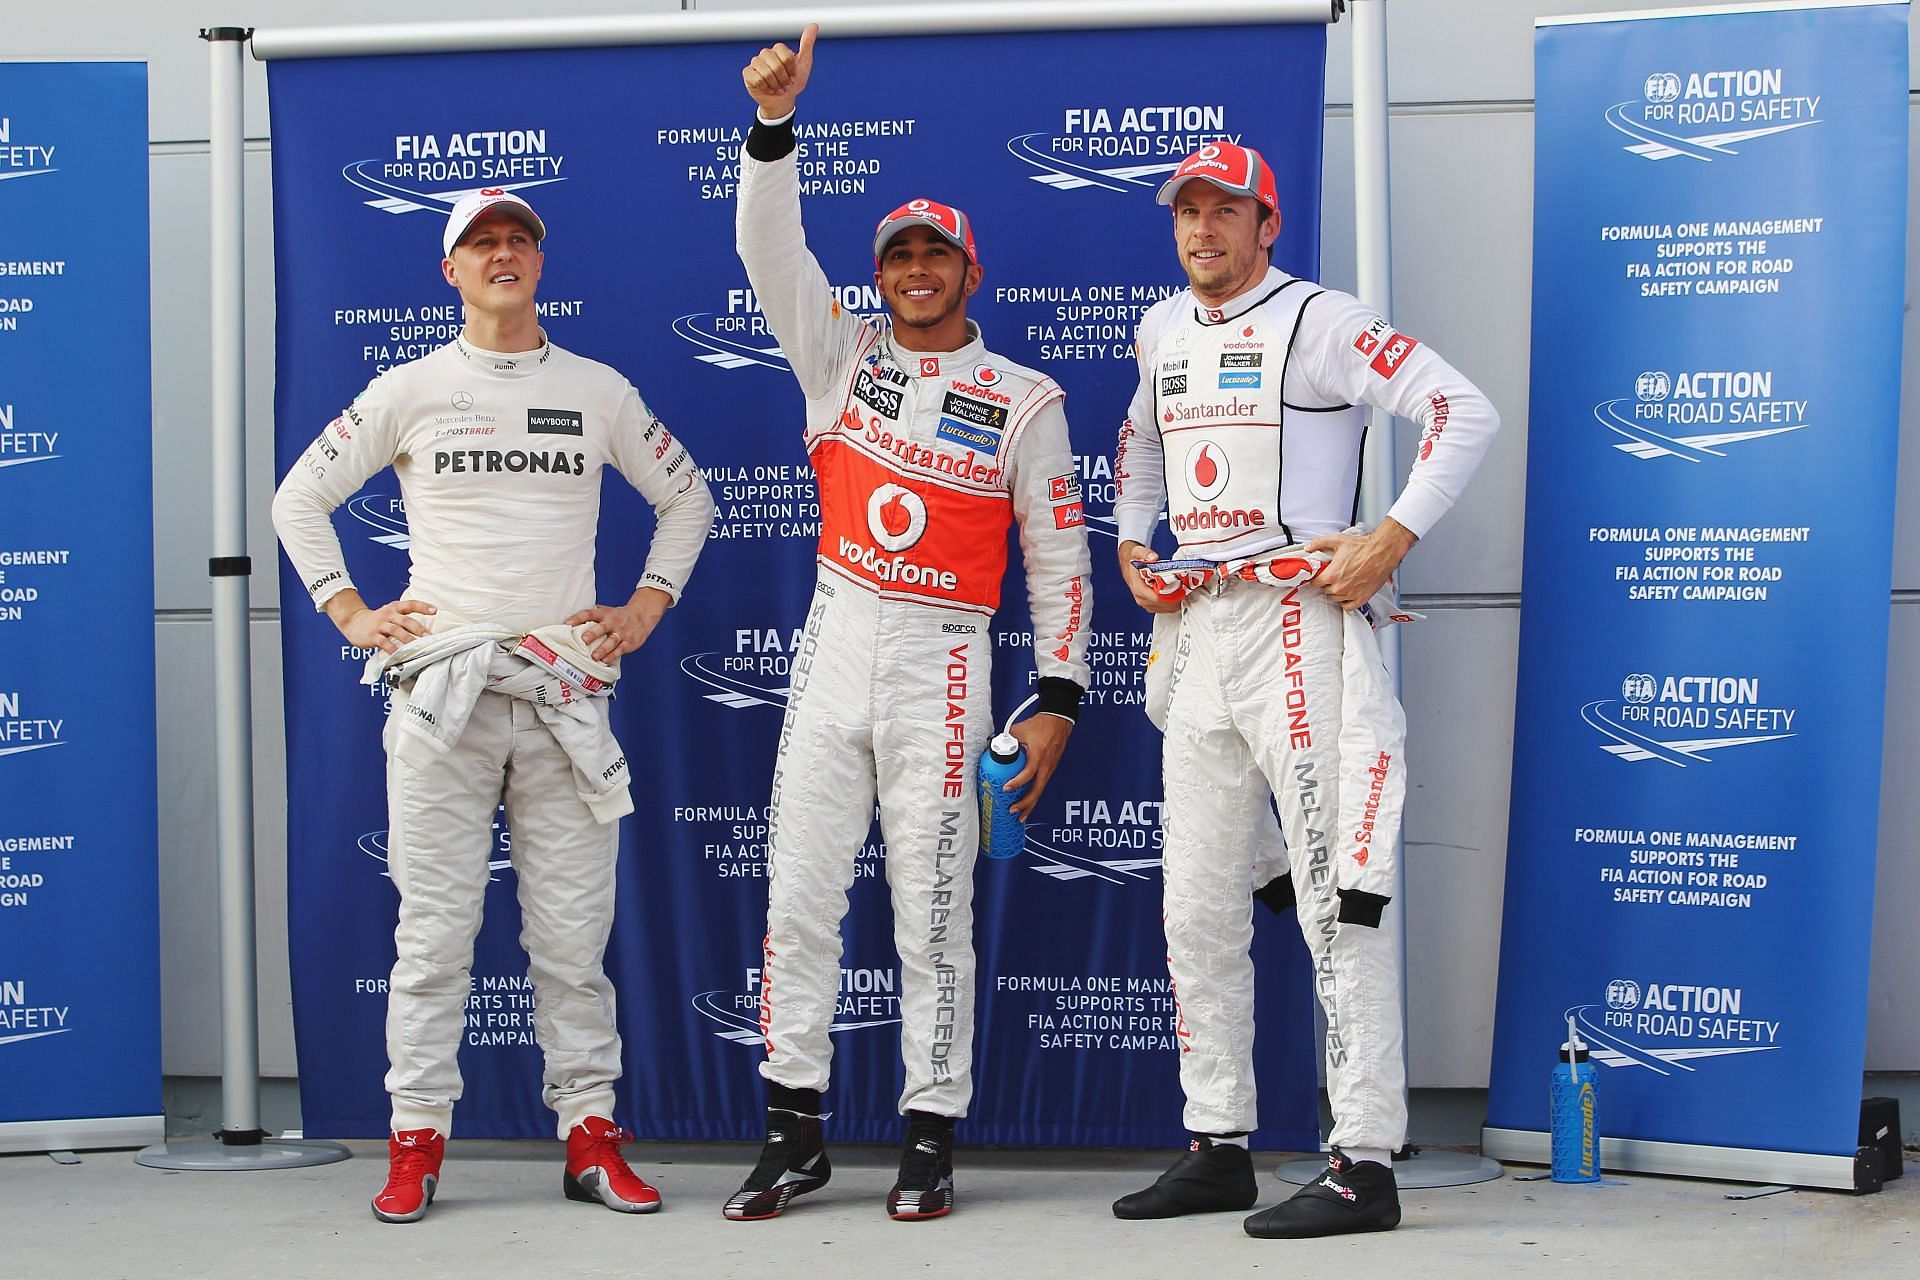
[0,61,163,1154]
[261,4,1335,1144]
[1486,0,1908,1189]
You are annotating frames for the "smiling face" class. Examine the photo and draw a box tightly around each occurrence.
[441,210,543,321]
[874,225,980,347]
[1170,181,1280,308]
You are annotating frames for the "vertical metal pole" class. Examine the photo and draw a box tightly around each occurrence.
[1351,0,1395,543]
[1328,0,1502,1188]
[140,28,345,1171]
[205,25,261,1143]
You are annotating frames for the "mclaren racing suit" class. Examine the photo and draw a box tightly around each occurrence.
[272,336,715,1137]
[737,126,1092,1119]
[1113,267,1497,1150]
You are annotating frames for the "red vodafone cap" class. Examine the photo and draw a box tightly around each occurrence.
[873,197,979,265]
[1155,142,1279,215]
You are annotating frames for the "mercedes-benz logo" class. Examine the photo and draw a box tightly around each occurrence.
[451,391,474,411]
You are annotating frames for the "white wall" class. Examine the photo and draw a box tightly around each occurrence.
[8,0,1915,1092]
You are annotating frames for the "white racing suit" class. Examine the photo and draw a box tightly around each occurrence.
[1114,268,1498,1149]
[271,336,715,1137]
[737,124,1092,1118]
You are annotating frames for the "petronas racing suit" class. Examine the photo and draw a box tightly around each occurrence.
[737,123,1092,1119]
[272,336,715,1137]
[1114,267,1498,1150]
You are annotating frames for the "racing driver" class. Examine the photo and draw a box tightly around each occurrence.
[725,24,1092,1222]
[1109,142,1498,1238]
[273,189,715,1222]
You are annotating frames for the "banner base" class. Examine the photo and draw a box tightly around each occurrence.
[135,1137,352,1171]
[0,1115,165,1155]
[1481,1126,1875,1192]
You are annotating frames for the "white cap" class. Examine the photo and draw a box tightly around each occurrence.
[443,189,546,257]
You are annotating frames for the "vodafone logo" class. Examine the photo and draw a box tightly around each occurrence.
[479,187,505,196]
[867,484,928,551]
[1185,440,1229,500]
[973,363,1000,386]
[1198,144,1222,161]
[919,356,941,377]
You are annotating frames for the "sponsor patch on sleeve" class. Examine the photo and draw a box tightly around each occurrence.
[1053,502,1086,529]
[1369,331,1418,380]
[1048,474,1081,502]
[1351,317,1391,358]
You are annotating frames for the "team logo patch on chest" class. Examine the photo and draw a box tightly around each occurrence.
[527,408,584,436]
[936,392,1007,452]
[1185,440,1230,500]
[854,369,905,418]
[867,483,929,551]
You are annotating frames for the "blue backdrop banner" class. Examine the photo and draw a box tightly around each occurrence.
[0,61,161,1149]
[1487,1,1908,1183]
[267,23,1329,1145]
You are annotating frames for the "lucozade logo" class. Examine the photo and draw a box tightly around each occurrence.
[343,127,567,220]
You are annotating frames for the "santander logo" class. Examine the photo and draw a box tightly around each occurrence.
[1186,440,1229,500]
[867,483,928,551]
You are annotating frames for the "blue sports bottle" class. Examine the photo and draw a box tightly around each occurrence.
[978,695,1038,860]
[1550,1015,1601,1183]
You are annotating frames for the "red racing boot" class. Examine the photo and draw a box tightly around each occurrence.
[372,1128,445,1224]
[564,1117,662,1213]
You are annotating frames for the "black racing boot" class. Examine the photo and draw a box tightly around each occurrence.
[1243,1148,1401,1238]
[886,1111,956,1220]
[1112,1135,1258,1219]
[723,1087,832,1221]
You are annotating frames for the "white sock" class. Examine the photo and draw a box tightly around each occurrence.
[1344,1146,1391,1168]
[1205,1132,1250,1149]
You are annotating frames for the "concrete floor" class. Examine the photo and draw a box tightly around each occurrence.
[2,1141,1913,1280]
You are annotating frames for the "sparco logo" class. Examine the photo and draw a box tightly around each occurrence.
[1007,104,1237,193]
[1608,66,1820,162]
[1596,369,1808,462]
[866,484,928,551]
[1568,975,1781,1076]
[344,127,566,218]
[1581,673,1796,766]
